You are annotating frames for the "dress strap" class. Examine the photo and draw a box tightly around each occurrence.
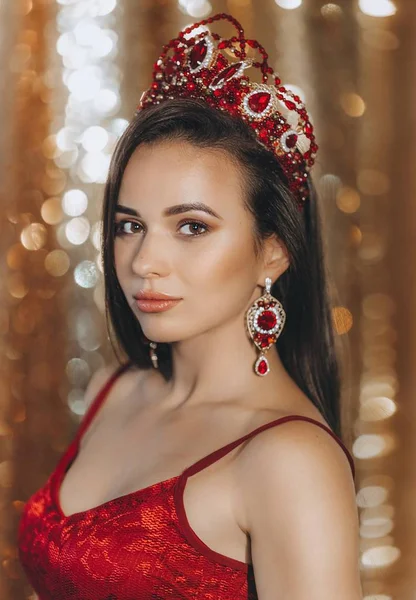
[184,415,355,479]
[54,360,133,476]
[76,360,133,442]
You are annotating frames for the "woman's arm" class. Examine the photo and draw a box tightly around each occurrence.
[236,421,362,600]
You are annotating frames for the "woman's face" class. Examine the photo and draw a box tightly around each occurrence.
[114,140,266,343]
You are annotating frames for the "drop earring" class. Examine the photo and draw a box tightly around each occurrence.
[246,277,286,376]
[149,342,158,369]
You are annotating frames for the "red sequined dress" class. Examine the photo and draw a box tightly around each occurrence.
[18,361,355,599]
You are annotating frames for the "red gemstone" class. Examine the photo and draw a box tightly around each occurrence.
[164,62,176,77]
[248,91,271,114]
[305,122,313,135]
[211,62,242,87]
[259,128,269,142]
[260,334,276,348]
[216,55,228,69]
[285,133,298,148]
[285,100,296,110]
[257,358,268,375]
[189,40,208,70]
[258,310,277,330]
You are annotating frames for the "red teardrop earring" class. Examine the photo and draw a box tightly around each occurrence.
[246,277,286,376]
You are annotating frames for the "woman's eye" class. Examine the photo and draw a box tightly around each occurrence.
[179,221,209,236]
[114,220,143,236]
[114,219,209,237]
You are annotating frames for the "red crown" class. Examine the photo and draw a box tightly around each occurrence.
[138,13,318,210]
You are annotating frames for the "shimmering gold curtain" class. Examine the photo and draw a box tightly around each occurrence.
[1,1,412,598]
[0,1,72,599]
[388,1,416,595]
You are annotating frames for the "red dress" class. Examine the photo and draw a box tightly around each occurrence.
[18,361,355,599]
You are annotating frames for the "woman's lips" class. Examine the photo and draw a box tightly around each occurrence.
[134,298,182,313]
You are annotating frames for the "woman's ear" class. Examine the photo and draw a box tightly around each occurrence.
[258,235,290,285]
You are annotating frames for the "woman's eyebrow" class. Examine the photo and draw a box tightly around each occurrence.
[115,202,223,220]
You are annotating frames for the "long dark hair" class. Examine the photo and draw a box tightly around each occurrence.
[102,98,344,438]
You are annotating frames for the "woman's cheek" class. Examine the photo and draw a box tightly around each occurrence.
[181,234,255,295]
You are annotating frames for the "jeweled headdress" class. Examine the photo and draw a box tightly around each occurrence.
[138,13,318,210]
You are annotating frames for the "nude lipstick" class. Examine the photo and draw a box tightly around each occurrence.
[133,290,182,313]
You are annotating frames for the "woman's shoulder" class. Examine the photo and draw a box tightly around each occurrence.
[238,411,354,499]
[232,408,356,533]
[237,405,350,477]
[83,360,146,412]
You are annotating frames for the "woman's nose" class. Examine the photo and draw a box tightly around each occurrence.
[130,230,170,278]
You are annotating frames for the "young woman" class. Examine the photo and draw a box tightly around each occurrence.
[18,13,362,600]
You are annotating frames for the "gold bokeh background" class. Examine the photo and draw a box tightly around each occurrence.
[0,0,414,598]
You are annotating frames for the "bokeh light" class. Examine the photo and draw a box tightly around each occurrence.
[336,186,361,213]
[358,0,397,18]
[178,0,213,18]
[340,92,366,117]
[274,0,302,9]
[332,306,353,335]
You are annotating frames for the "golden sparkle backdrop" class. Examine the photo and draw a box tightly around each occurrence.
[0,0,414,598]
